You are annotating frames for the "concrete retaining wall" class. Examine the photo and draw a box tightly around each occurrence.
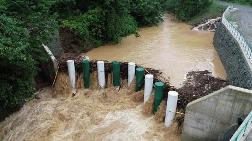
[182,85,252,141]
[213,23,252,89]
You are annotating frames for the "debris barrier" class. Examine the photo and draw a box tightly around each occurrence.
[67,60,76,94]
[97,61,105,88]
[135,67,145,92]
[82,59,90,88]
[144,74,154,103]
[128,62,136,86]
[165,91,178,127]
[112,61,121,86]
[154,82,164,113]
[60,55,226,128]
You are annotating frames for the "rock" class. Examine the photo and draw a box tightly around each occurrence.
[192,17,222,32]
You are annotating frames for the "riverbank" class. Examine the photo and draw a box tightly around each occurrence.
[189,1,227,26]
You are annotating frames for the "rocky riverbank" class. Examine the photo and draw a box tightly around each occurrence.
[192,17,222,32]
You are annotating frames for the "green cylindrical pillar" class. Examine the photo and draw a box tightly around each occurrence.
[82,59,90,88]
[112,61,121,86]
[135,67,145,92]
[153,82,164,113]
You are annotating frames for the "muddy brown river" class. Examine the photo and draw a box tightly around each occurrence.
[86,15,227,87]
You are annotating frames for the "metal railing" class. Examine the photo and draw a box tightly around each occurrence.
[222,6,252,64]
[230,111,252,141]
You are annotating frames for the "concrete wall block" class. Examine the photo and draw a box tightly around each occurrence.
[182,86,252,141]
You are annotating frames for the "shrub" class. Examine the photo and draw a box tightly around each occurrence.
[61,0,138,44]
[62,8,106,46]
[0,0,58,120]
[3,0,58,63]
[55,0,163,44]
[130,0,163,26]
[0,15,36,120]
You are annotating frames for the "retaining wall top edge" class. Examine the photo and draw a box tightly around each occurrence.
[186,85,252,109]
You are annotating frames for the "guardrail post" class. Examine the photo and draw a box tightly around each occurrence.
[97,61,105,88]
[165,91,178,127]
[112,61,121,87]
[135,67,144,92]
[67,60,76,94]
[153,82,164,113]
[144,74,153,103]
[128,62,135,86]
[82,59,90,88]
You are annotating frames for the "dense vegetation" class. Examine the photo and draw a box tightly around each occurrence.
[165,0,213,21]
[0,0,58,120]
[0,0,216,120]
[56,0,164,45]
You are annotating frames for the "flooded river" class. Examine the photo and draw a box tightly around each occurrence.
[0,15,227,141]
[86,15,226,87]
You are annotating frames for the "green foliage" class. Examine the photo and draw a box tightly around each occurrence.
[165,0,212,21]
[2,0,58,63]
[102,0,138,42]
[0,0,58,120]
[106,14,137,42]
[0,15,36,118]
[130,0,163,26]
[62,8,105,45]
[54,0,162,44]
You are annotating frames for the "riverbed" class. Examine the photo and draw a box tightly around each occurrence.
[86,14,226,87]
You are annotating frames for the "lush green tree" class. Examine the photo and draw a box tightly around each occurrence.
[0,0,58,120]
[0,14,36,120]
[2,0,58,63]
[60,0,138,44]
[102,0,138,42]
[130,0,163,26]
[54,0,163,44]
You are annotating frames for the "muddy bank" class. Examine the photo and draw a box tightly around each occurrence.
[177,70,227,110]
[59,28,95,53]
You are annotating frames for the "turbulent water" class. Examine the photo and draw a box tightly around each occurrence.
[0,85,181,141]
[86,14,227,87]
